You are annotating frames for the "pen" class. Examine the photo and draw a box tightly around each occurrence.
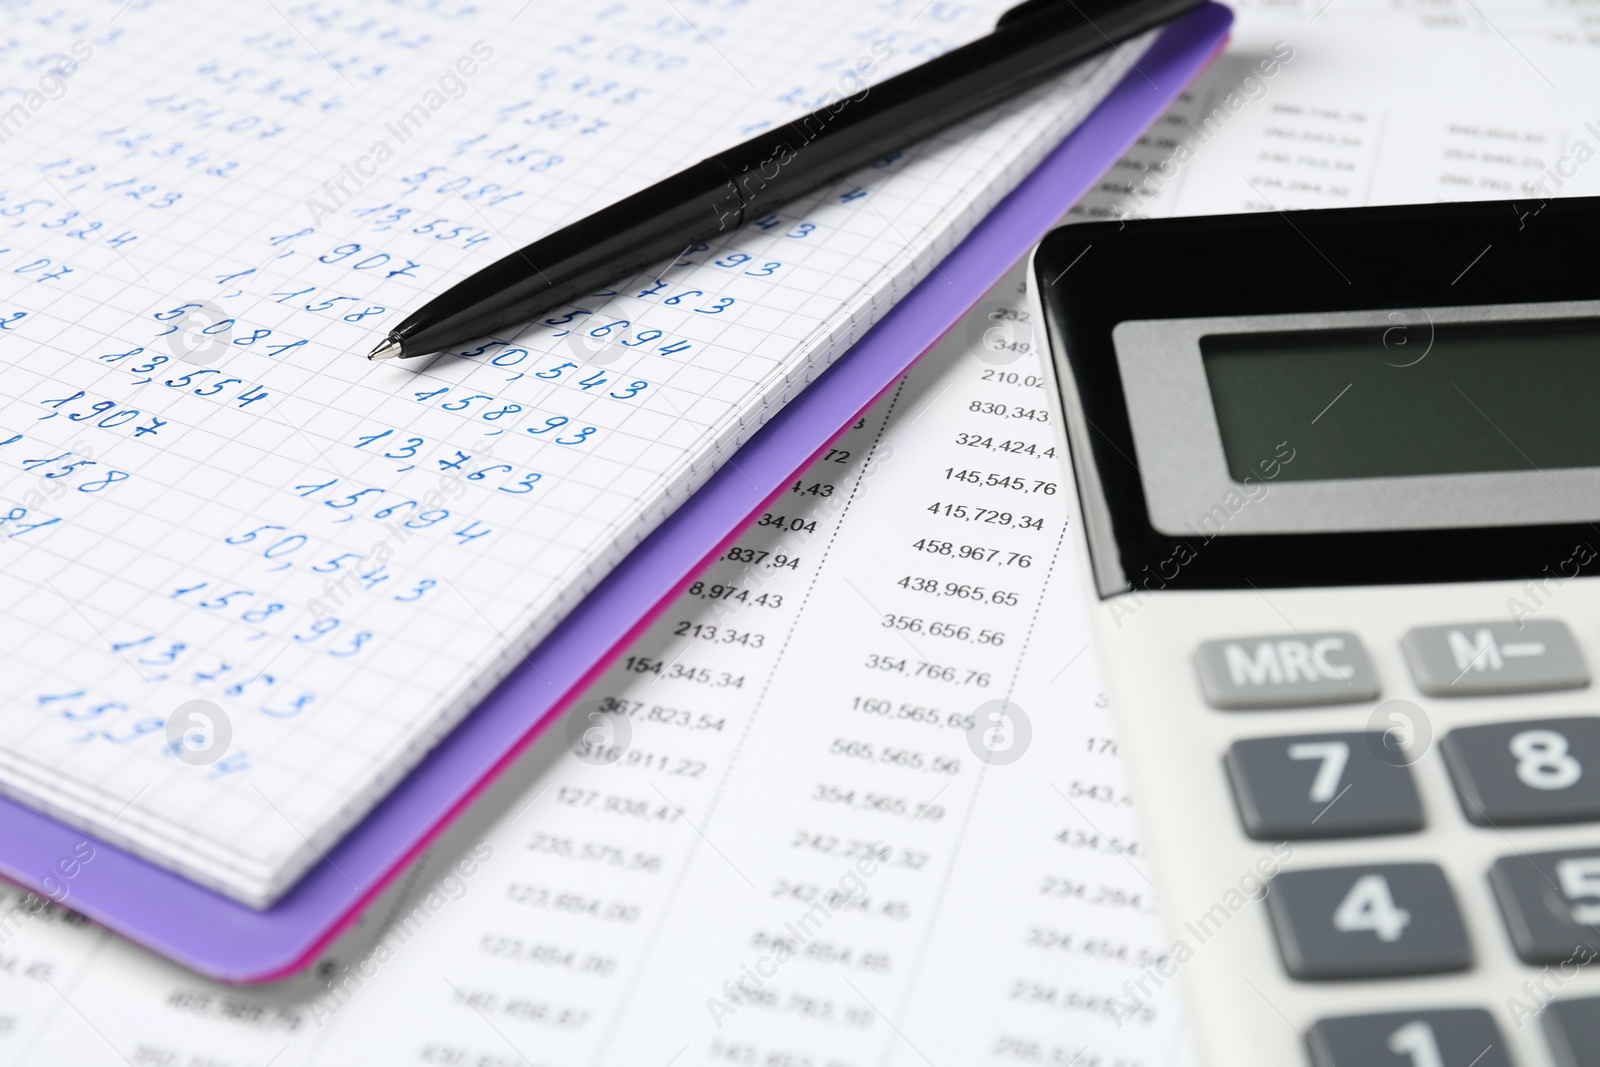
[368,0,1199,361]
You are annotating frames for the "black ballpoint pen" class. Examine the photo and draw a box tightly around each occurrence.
[368,0,1200,361]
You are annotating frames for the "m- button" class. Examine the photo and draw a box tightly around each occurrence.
[1402,620,1589,696]
[1195,633,1380,710]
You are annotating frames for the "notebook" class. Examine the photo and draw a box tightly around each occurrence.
[0,0,1155,906]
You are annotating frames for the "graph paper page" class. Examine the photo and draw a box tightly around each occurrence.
[0,0,1143,904]
[0,230,1196,1067]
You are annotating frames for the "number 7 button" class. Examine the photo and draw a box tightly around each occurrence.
[1226,732,1424,839]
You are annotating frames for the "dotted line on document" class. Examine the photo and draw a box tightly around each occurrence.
[1004,517,1070,703]
[732,378,908,739]
[591,376,908,1066]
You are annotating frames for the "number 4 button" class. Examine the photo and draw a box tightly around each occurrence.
[1442,717,1600,826]
[1266,864,1473,979]
[1308,1010,1512,1067]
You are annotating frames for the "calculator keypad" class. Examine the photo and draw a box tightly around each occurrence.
[1194,632,1380,709]
[1189,620,1600,1065]
[1489,849,1600,965]
[1401,620,1589,696]
[1225,732,1424,840]
[1545,996,1600,1067]
[1441,717,1600,826]
[1265,864,1473,980]
[1307,1009,1512,1067]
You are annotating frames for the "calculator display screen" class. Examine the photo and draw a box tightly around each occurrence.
[1200,318,1600,483]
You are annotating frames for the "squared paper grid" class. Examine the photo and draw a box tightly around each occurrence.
[0,0,1146,905]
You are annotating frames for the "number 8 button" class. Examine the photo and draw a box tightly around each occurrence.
[1441,717,1600,825]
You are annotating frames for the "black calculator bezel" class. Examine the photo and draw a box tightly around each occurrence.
[1033,196,1600,592]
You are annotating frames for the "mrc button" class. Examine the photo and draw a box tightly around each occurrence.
[1195,633,1379,710]
[1401,620,1589,696]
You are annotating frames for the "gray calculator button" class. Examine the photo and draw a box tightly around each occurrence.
[1226,732,1423,840]
[1442,717,1600,826]
[1489,849,1600,965]
[1546,996,1600,1067]
[1307,1009,1512,1067]
[1401,620,1588,696]
[1266,863,1472,980]
[1195,632,1379,709]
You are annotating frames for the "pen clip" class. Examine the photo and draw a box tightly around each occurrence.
[995,0,1070,31]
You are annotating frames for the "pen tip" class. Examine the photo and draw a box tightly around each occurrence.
[367,337,403,361]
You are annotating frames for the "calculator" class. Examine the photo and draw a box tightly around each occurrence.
[1027,196,1600,1067]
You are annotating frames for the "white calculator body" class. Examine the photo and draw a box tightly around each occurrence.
[1028,197,1600,1067]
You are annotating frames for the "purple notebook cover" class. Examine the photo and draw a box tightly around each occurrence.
[0,3,1230,983]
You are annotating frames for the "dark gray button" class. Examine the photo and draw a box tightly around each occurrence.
[1490,849,1600,965]
[1266,863,1472,980]
[1546,996,1600,1067]
[1307,1009,1512,1067]
[1402,620,1588,696]
[1442,717,1600,826]
[1195,632,1379,709]
[1226,732,1424,840]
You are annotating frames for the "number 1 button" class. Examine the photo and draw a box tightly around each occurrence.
[1442,717,1600,826]
[1308,1010,1511,1067]
[1266,864,1472,979]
